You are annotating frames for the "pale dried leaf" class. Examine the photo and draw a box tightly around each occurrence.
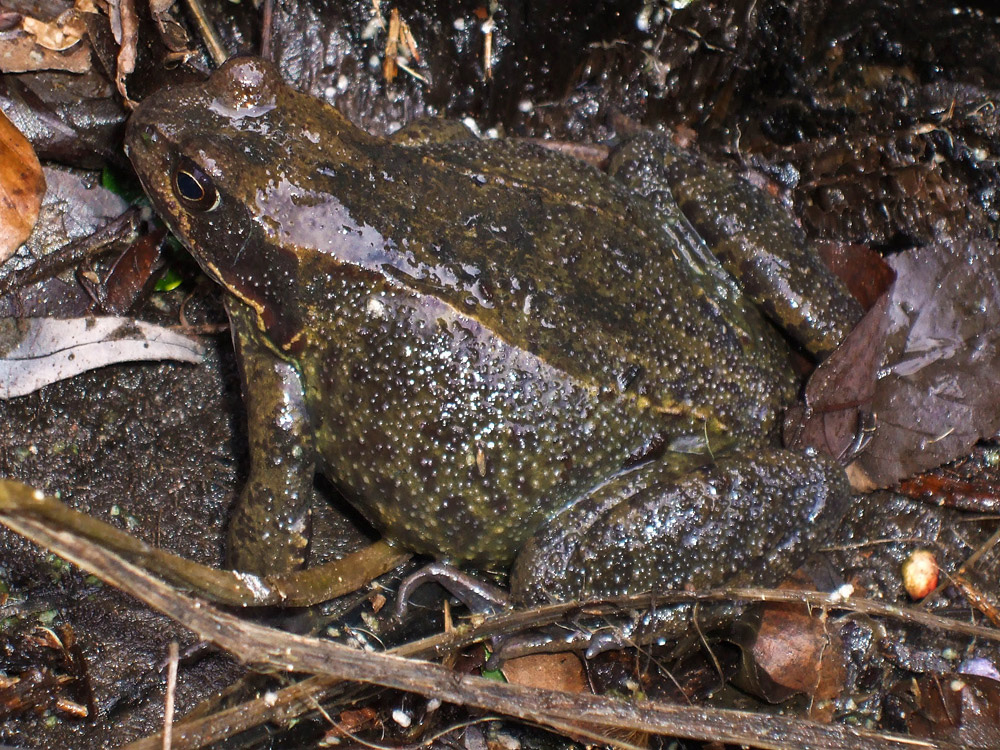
[21,10,86,52]
[0,317,204,399]
[114,0,138,102]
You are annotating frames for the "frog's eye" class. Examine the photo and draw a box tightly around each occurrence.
[172,157,220,211]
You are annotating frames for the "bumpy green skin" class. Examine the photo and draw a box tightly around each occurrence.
[125,58,853,601]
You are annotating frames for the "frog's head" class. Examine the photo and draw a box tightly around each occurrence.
[126,57,369,353]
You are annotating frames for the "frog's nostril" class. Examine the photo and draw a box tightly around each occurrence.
[133,124,159,147]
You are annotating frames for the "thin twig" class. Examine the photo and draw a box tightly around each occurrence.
[0,482,965,750]
[182,0,227,66]
[163,641,179,750]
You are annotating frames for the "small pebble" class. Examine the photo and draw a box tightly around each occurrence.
[902,549,938,600]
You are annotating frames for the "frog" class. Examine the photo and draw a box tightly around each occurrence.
[125,56,860,613]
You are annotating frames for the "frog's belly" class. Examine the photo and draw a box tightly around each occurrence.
[299,292,662,564]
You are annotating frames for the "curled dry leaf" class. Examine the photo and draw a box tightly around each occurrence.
[109,0,139,102]
[20,9,87,52]
[0,316,204,399]
[0,111,45,263]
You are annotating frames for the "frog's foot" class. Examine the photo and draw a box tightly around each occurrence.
[395,564,645,666]
[484,626,598,668]
[485,598,751,666]
[394,562,510,621]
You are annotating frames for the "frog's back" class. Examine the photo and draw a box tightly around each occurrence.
[308,134,797,443]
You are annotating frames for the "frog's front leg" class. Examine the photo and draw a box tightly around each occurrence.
[224,298,316,575]
[510,448,850,607]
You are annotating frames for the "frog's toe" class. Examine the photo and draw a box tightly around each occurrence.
[840,410,878,462]
[394,562,510,621]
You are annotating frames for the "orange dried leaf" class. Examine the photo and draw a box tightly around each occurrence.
[331,706,378,736]
[399,19,420,63]
[0,111,45,262]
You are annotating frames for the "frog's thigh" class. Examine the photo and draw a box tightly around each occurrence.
[510,449,850,605]
[225,298,316,575]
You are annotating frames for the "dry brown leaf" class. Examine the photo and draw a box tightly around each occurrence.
[383,6,400,83]
[749,601,846,703]
[501,652,587,694]
[0,31,91,73]
[735,596,847,723]
[111,0,138,102]
[0,111,46,263]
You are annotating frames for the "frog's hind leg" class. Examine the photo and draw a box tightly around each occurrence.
[608,134,862,358]
[510,448,850,608]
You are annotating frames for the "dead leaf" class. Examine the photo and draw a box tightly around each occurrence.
[12,166,130,267]
[21,10,86,52]
[901,673,1000,749]
[501,652,587,693]
[326,707,378,740]
[109,0,138,103]
[854,238,1000,487]
[0,27,92,74]
[738,599,846,711]
[383,7,400,83]
[815,241,895,310]
[80,228,166,315]
[0,317,204,399]
[0,111,45,263]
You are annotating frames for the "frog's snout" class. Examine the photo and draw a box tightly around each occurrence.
[124,116,155,154]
